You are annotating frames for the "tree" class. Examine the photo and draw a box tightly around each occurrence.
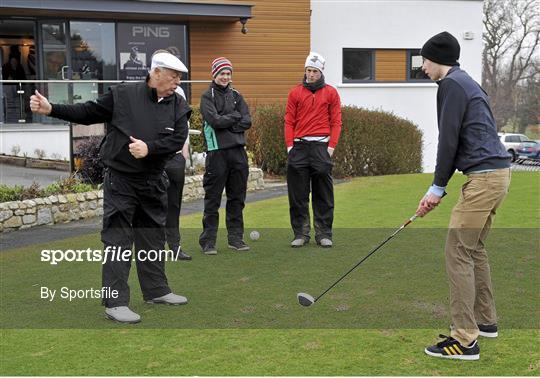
[483,0,540,132]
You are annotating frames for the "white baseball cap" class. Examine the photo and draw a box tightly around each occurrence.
[305,51,325,72]
[151,52,188,73]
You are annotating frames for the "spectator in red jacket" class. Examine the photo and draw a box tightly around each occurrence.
[284,51,342,248]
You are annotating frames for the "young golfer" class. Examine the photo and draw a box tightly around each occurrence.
[199,57,252,254]
[284,52,342,248]
[416,31,511,360]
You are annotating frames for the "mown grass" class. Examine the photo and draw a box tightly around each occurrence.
[1,172,538,375]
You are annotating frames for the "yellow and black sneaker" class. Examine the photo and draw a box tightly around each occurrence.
[424,334,480,361]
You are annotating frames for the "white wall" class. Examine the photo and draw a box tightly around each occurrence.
[311,0,484,172]
[1,125,71,160]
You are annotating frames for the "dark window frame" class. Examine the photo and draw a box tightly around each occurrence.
[406,49,430,82]
[342,48,376,83]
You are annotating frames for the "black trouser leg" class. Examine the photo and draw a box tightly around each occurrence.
[310,144,334,242]
[101,170,137,308]
[165,154,186,248]
[287,144,311,240]
[133,173,171,301]
[200,150,228,247]
[225,147,249,242]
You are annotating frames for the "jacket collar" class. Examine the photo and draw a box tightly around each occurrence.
[211,81,230,93]
[437,66,460,85]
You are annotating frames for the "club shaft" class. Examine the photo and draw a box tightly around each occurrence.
[314,215,417,303]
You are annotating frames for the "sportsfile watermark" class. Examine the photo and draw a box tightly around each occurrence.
[40,246,182,265]
[1,228,537,329]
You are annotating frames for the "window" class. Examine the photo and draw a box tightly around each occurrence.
[117,23,187,81]
[407,49,429,81]
[343,49,373,82]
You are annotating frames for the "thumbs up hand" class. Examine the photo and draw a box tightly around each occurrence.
[129,136,148,159]
[30,90,52,115]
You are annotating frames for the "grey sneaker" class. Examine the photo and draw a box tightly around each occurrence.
[318,238,333,248]
[105,306,141,324]
[202,244,217,255]
[228,240,250,251]
[291,238,308,248]
[147,293,188,305]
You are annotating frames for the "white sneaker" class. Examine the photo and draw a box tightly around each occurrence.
[318,238,333,248]
[147,293,188,305]
[105,306,141,323]
[291,238,308,248]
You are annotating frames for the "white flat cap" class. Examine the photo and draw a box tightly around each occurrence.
[151,52,188,73]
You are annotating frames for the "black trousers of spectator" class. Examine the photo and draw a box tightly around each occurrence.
[164,154,186,249]
[199,146,249,247]
[101,169,171,307]
[286,141,334,242]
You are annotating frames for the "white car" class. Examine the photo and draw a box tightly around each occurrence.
[498,133,531,161]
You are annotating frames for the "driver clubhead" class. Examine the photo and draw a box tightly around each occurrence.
[297,292,315,307]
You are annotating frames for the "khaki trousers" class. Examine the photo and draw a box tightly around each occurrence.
[445,168,511,345]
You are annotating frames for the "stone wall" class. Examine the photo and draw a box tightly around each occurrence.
[0,168,264,233]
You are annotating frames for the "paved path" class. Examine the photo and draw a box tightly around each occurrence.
[0,163,70,187]
[1,180,290,251]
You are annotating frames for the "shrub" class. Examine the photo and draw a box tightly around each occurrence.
[34,149,46,159]
[0,185,23,203]
[246,104,422,177]
[10,145,21,156]
[0,176,95,203]
[246,104,287,175]
[20,182,43,200]
[188,106,205,153]
[333,106,422,177]
[76,136,104,185]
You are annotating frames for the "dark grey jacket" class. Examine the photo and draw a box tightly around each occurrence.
[200,82,251,151]
[434,66,510,187]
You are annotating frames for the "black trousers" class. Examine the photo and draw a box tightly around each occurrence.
[164,154,186,249]
[101,169,171,307]
[199,146,249,247]
[286,141,334,242]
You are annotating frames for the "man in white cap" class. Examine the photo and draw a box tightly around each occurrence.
[284,52,342,248]
[30,50,191,324]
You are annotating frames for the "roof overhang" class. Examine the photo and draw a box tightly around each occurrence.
[0,0,253,21]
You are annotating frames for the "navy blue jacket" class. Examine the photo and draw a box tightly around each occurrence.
[434,66,510,187]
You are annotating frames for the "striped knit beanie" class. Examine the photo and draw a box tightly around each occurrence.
[211,57,233,77]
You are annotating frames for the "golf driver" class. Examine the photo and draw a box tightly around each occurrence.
[297,214,418,307]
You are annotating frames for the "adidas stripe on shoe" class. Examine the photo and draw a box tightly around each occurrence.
[424,334,480,361]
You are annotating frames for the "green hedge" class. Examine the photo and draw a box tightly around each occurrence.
[0,177,94,203]
[188,106,205,153]
[245,104,422,177]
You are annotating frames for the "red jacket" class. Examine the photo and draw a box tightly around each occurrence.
[284,84,342,148]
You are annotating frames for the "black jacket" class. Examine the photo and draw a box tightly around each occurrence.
[434,66,510,187]
[50,80,191,175]
[200,82,251,151]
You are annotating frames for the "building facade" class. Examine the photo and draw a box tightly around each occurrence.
[0,0,310,160]
[311,0,484,172]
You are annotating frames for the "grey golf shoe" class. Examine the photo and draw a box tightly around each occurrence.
[318,238,333,248]
[147,293,188,305]
[291,238,308,248]
[105,306,141,324]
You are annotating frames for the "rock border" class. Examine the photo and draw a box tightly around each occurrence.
[1,168,264,233]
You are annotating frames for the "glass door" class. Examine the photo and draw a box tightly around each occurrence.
[69,21,116,104]
[38,20,71,108]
